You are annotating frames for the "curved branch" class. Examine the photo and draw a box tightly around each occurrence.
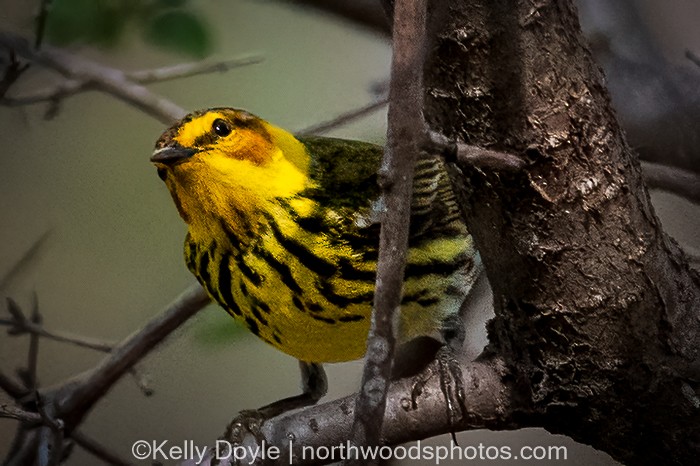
[0,32,186,124]
[48,283,210,429]
[206,356,515,465]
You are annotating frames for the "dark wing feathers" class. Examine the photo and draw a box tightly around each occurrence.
[297,136,466,244]
[299,136,382,211]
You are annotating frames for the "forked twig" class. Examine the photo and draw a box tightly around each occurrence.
[2,55,264,109]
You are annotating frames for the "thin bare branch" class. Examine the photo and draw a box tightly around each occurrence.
[5,297,26,324]
[641,160,700,204]
[0,402,42,423]
[349,0,427,460]
[2,307,115,352]
[0,230,51,291]
[425,130,526,173]
[455,144,526,172]
[295,98,388,136]
[0,32,186,124]
[428,136,700,198]
[129,55,264,83]
[0,370,27,399]
[2,296,154,397]
[2,55,264,108]
[50,283,210,428]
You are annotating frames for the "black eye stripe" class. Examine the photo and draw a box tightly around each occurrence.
[212,118,232,137]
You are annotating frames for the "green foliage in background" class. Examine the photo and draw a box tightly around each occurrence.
[191,307,247,347]
[44,0,212,57]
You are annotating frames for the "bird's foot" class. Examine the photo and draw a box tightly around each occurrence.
[410,345,468,443]
[211,362,327,465]
[208,410,267,466]
[223,409,266,444]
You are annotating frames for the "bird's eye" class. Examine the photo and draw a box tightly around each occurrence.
[212,119,231,137]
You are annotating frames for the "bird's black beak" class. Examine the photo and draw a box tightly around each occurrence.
[150,145,197,164]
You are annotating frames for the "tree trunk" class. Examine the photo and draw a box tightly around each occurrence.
[423,0,700,464]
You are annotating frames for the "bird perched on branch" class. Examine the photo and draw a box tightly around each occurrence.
[151,107,480,415]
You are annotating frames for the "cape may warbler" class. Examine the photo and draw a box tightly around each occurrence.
[151,108,479,364]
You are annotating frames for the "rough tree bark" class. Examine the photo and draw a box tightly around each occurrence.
[423,0,699,464]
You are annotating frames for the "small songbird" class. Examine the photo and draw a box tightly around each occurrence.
[151,107,480,413]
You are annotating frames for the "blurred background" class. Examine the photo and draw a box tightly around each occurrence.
[0,0,698,464]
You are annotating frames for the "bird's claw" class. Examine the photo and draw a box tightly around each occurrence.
[211,410,267,466]
[411,346,468,443]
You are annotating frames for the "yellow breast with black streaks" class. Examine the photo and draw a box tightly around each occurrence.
[152,108,479,363]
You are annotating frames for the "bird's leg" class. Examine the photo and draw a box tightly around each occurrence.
[435,346,468,443]
[257,361,328,418]
[410,314,469,443]
[410,352,468,444]
[438,313,469,442]
[222,361,327,447]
